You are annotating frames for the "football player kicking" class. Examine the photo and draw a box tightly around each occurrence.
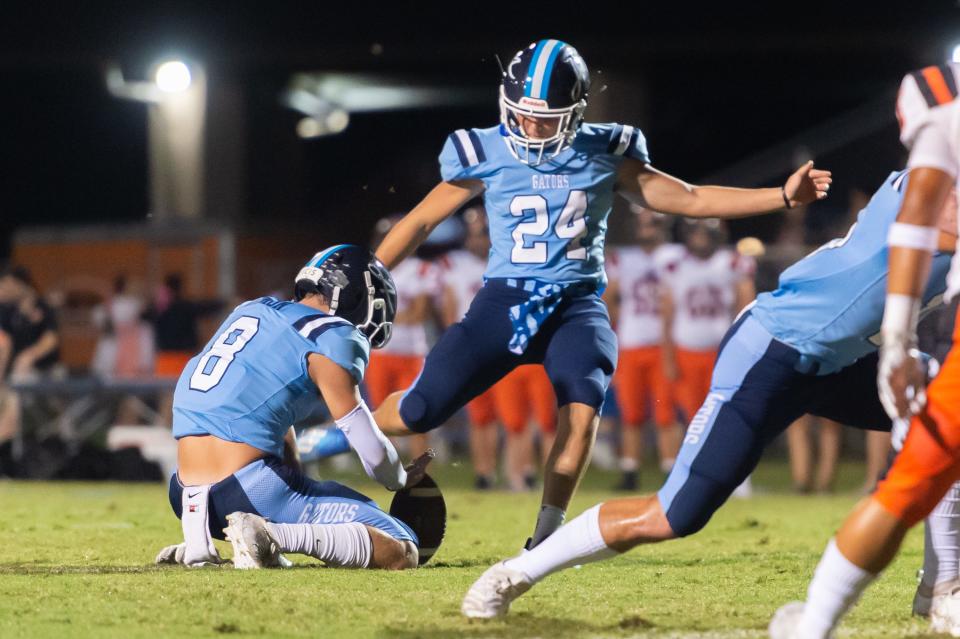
[157,245,433,570]
[301,38,831,551]
[461,165,958,618]
[769,62,960,638]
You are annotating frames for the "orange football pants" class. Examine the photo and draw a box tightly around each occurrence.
[491,365,556,434]
[674,348,717,423]
[874,306,960,527]
[615,346,675,428]
[155,351,194,379]
[365,352,423,408]
[466,388,498,427]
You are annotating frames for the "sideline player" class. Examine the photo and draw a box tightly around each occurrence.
[770,62,960,638]
[438,207,503,488]
[661,219,756,425]
[604,207,683,489]
[310,39,831,550]
[160,245,431,570]
[461,166,955,618]
[492,364,557,491]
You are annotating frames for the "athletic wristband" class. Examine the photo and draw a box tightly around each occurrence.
[881,293,921,338]
[781,186,792,210]
[887,222,938,252]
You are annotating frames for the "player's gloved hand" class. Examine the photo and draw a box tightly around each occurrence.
[878,334,928,420]
[890,416,911,452]
[783,161,832,207]
[403,449,436,490]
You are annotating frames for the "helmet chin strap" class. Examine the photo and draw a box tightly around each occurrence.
[329,286,341,313]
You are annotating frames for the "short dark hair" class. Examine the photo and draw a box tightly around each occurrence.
[164,274,183,296]
[2,265,33,288]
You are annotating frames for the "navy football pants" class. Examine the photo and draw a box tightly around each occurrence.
[399,279,618,433]
[658,312,891,537]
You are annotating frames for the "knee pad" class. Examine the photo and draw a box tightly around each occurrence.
[553,375,606,409]
[661,470,730,537]
[398,389,444,434]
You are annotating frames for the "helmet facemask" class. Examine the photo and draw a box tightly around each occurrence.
[356,270,394,350]
[499,86,586,166]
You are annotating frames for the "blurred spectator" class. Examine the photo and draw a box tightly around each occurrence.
[144,273,223,426]
[787,416,842,493]
[145,274,222,379]
[0,266,61,456]
[91,275,154,378]
[0,266,60,381]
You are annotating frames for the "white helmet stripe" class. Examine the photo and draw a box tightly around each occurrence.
[529,39,562,101]
[454,129,479,167]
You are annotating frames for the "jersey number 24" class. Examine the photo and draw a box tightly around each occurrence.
[511,190,588,264]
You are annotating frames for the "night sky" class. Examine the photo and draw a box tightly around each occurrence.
[2,2,959,257]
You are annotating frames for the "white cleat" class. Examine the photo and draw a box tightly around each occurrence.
[768,601,806,639]
[223,512,284,569]
[461,561,533,619]
[929,580,960,636]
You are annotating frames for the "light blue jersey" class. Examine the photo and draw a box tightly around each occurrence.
[440,123,649,285]
[751,171,951,375]
[172,297,369,458]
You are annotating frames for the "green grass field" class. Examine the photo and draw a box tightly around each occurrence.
[0,460,941,638]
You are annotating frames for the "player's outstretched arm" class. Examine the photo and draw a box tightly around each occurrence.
[616,159,831,218]
[309,353,408,490]
[375,180,483,269]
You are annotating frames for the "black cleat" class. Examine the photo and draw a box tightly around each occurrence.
[614,470,639,491]
[474,474,494,491]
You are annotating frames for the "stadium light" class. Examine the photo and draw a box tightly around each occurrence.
[155,60,192,93]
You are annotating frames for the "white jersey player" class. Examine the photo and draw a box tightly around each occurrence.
[605,208,684,487]
[660,219,756,423]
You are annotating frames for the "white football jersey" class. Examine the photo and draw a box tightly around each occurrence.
[439,249,487,321]
[380,257,439,356]
[897,62,960,298]
[607,243,684,349]
[662,248,755,351]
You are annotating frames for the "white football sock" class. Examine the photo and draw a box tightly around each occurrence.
[530,504,566,547]
[797,539,874,639]
[922,480,960,587]
[507,504,617,582]
[267,522,372,568]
